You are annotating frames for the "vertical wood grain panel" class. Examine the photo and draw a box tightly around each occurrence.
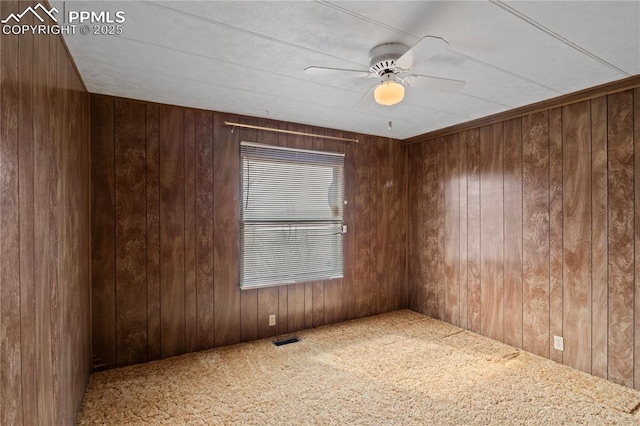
[423,142,439,317]
[56,51,70,424]
[312,282,325,327]
[607,90,634,388]
[479,124,504,342]
[355,137,372,318]
[0,6,7,419]
[436,140,446,321]
[367,136,379,316]
[159,106,185,358]
[2,7,92,421]
[278,287,288,335]
[326,293,341,327]
[562,100,592,373]
[368,136,381,315]
[549,107,564,365]
[466,130,481,334]
[66,66,91,424]
[240,290,258,341]
[342,136,357,320]
[90,104,116,369]
[287,284,305,333]
[145,105,161,361]
[257,288,279,338]
[376,137,390,314]
[380,137,393,311]
[33,23,54,422]
[408,143,424,312]
[51,32,64,424]
[304,280,313,328]
[591,96,608,379]
[60,58,71,422]
[213,114,241,346]
[459,133,468,328]
[69,60,85,422]
[78,66,92,424]
[17,10,37,421]
[393,138,407,310]
[503,118,523,349]
[58,57,67,422]
[323,278,343,325]
[195,111,214,350]
[114,99,147,366]
[444,135,460,326]
[184,110,198,353]
[372,138,393,313]
[1,1,23,421]
[408,143,422,314]
[369,137,381,315]
[55,52,72,423]
[522,112,550,357]
[635,88,640,390]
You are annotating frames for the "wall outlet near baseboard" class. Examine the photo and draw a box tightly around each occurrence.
[269,314,276,327]
[553,335,564,351]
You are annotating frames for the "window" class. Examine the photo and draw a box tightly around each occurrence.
[240,142,345,289]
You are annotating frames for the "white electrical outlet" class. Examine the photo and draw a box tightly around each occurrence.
[553,335,564,351]
[269,314,276,327]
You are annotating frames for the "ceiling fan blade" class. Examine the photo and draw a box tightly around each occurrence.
[404,74,465,93]
[304,66,371,78]
[395,36,448,70]
[352,83,377,109]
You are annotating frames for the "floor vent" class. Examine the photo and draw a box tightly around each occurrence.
[273,336,300,346]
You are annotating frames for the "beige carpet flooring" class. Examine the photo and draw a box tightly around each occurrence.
[78,310,640,425]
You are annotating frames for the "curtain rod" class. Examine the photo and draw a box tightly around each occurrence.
[224,121,358,143]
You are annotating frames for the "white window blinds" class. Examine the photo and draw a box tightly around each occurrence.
[240,142,345,289]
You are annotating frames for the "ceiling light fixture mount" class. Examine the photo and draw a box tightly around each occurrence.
[368,42,409,76]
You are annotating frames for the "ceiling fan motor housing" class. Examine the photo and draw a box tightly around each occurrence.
[368,42,409,76]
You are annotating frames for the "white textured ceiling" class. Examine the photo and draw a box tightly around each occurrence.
[54,1,640,139]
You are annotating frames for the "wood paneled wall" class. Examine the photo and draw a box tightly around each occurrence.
[0,1,92,424]
[408,87,640,389]
[90,95,407,370]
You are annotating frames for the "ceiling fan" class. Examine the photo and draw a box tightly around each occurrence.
[304,36,465,106]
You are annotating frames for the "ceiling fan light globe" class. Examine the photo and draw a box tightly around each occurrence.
[374,81,405,106]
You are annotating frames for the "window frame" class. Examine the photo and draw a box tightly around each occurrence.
[238,141,345,290]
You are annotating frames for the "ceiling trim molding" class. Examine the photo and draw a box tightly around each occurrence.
[403,74,640,145]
